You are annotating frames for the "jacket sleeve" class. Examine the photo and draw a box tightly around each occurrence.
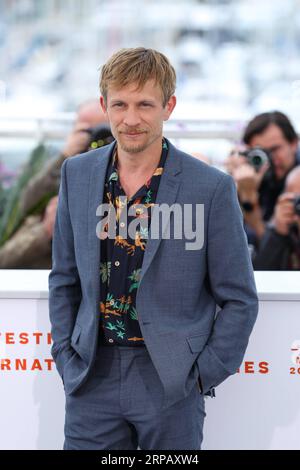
[196,173,259,394]
[48,158,82,379]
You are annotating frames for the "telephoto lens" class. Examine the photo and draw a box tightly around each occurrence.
[239,147,270,172]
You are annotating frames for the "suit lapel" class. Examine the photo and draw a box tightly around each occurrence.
[139,139,182,285]
[88,142,115,294]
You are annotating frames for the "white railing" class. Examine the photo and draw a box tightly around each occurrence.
[0,113,246,141]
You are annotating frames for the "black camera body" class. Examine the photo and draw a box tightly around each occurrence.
[85,125,114,149]
[239,146,270,172]
[294,195,300,216]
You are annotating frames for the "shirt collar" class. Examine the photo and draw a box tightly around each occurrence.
[107,137,168,188]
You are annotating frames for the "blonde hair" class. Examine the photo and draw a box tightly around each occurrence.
[99,47,176,107]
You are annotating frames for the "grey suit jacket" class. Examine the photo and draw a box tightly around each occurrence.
[48,138,259,409]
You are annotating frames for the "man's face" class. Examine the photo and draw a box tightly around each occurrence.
[248,123,298,180]
[286,175,300,194]
[100,79,176,155]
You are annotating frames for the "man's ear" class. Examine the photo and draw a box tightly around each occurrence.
[163,95,176,121]
[100,96,107,115]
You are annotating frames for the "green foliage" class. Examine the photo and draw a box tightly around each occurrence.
[0,144,53,247]
[129,306,138,320]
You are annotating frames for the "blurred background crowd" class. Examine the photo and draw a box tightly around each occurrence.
[1,0,300,270]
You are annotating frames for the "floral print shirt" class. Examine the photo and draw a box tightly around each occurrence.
[99,138,168,346]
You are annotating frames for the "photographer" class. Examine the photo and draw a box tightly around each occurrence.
[253,166,300,270]
[226,111,300,245]
[19,99,111,219]
[0,101,112,269]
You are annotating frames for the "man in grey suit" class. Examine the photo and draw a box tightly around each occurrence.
[49,47,259,450]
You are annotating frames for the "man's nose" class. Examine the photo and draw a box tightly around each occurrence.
[123,107,141,127]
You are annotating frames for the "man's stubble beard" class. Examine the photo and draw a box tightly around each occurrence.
[119,141,149,154]
[116,129,162,155]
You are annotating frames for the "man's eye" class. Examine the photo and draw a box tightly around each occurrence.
[113,103,124,107]
[141,103,152,107]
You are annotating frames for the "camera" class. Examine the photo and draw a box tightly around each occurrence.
[239,147,270,172]
[294,195,300,216]
[85,124,114,149]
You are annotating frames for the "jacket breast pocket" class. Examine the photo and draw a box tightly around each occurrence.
[186,332,210,354]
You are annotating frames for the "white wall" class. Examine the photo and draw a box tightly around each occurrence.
[0,270,299,450]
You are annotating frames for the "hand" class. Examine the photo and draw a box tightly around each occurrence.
[227,148,268,240]
[43,196,58,240]
[62,122,91,158]
[224,145,248,175]
[225,144,269,191]
[232,160,269,203]
[273,193,299,236]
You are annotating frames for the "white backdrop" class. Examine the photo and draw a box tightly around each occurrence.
[0,271,299,450]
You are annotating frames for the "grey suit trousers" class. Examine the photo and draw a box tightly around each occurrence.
[63,340,206,450]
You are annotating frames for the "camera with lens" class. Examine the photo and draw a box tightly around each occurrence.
[239,147,270,172]
[294,195,300,216]
[85,124,114,149]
